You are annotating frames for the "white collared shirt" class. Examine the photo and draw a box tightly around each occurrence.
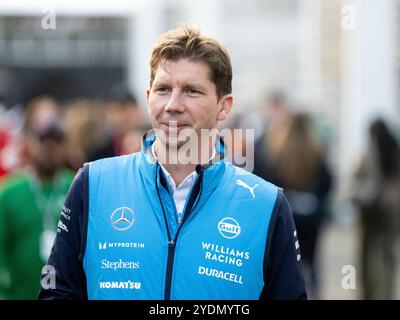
[152,142,216,219]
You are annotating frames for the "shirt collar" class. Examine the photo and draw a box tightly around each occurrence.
[151,141,216,192]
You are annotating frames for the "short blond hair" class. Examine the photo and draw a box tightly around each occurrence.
[149,26,232,99]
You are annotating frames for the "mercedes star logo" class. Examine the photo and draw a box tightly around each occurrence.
[110,207,136,231]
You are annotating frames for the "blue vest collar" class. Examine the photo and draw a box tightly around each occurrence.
[139,130,226,195]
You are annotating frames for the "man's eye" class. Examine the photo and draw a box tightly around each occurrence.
[187,89,202,96]
[155,87,169,94]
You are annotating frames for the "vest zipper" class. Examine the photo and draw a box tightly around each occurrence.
[163,171,203,300]
[164,240,176,299]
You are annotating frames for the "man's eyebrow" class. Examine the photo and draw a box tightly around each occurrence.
[182,83,208,91]
[152,81,170,88]
[152,81,208,92]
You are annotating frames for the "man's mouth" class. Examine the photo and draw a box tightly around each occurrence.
[160,121,191,132]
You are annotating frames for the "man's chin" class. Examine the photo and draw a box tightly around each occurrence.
[159,123,192,135]
[155,127,196,147]
[161,137,190,149]
[36,165,57,178]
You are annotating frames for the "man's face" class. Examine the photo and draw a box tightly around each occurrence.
[146,58,232,148]
[105,102,142,138]
[27,136,66,177]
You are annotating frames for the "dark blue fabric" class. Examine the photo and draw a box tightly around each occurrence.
[38,166,88,300]
[260,190,307,299]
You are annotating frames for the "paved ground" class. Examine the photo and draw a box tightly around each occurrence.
[316,217,400,300]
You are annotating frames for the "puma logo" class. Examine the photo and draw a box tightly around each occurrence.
[236,179,259,198]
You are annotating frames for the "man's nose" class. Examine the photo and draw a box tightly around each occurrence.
[164,91,185,113]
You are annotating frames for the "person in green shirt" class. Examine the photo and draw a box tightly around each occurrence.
[0,97,74,299]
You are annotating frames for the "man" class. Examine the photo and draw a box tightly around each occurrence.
[0,96,74,299]
[39,26,307,300]
[89,84,145,161]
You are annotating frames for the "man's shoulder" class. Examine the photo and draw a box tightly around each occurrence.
[58,168,76,184]
[0,171,30,196]
[224,162,280,198]
[88,152,141,172]
[227,163,278,188]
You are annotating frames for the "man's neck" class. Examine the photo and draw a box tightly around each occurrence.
[154,138,215,186]
[30,165,56,184]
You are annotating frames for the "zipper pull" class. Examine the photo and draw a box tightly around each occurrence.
[168,240,175,248]
[177,214,182,224]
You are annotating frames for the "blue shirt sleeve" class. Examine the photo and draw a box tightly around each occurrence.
[38,165,88,300]
[260,189,308,300]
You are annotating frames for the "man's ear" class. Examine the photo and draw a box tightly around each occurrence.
[217,94,233,122]
[146,87,151,103]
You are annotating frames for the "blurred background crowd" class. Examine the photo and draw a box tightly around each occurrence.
[1,0,400,300]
